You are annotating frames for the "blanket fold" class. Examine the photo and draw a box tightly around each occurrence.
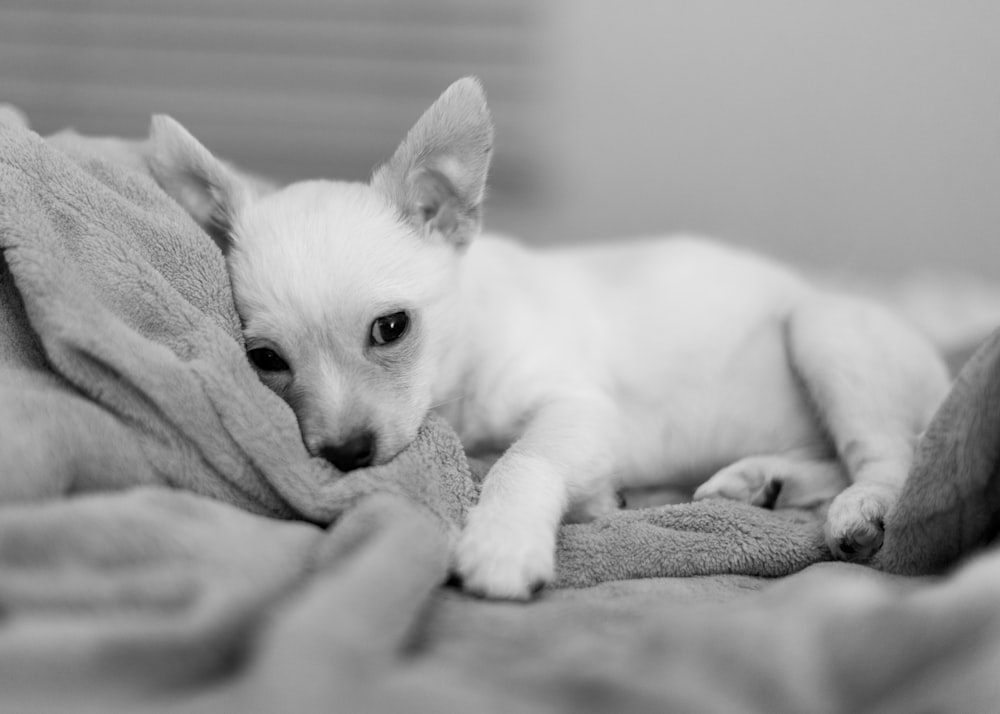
[556,499,826,587]
[0,115,476,533]
[3,105,1000,713]
[875,325,1000,574]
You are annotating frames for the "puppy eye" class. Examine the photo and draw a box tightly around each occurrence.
[370,311,410,346]
[247,347,290,372]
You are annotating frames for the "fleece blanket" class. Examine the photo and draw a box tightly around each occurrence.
[0,108,999,713]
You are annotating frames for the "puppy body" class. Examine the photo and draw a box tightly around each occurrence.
[437,233,947,595]
[438,234,828,491]
[149,78,950,599]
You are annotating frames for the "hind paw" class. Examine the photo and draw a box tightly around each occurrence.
[693,458,783,508]
[824,483,897,561]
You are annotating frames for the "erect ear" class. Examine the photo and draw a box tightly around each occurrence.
[147,114,254,254]
[371,77,494,251]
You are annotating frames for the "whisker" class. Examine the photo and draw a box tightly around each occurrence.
[431,393,465,410]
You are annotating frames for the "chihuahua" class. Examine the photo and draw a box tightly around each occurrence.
[149,78,950,599]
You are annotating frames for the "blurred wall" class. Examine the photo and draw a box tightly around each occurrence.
[535,1,1000,278]
[2,1,997,278]
[0,0,546,197]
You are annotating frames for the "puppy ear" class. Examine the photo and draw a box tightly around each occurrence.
[147,115,252,254]
[371,77,494,250]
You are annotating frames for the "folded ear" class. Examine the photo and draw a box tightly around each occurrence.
[371,77,494,250]
[147,115,252,254]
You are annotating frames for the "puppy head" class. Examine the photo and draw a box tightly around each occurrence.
[148,78,493,472]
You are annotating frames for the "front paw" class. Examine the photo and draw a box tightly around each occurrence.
[824,483,897,561]
[454,509,556,600]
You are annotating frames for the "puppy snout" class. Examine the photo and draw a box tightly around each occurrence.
[320,430,376,472]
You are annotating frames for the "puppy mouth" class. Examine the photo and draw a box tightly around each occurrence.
[373,425,428,467]
[303,414,424,471]
[307,432,414,472]
[371,440,411,467]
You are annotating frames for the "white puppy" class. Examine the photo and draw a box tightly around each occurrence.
[149,78,950,599]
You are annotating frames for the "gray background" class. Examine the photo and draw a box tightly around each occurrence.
[3,0,997,278]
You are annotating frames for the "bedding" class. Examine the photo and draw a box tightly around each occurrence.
[1,107,998,713]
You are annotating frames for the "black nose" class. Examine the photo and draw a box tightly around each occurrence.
[320,431,375,472]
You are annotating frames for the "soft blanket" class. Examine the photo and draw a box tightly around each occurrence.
[1,108,998,713]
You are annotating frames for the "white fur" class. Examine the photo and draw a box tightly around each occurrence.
[439,235,948,596]
[149,78,951,600]
[237,184,456,456]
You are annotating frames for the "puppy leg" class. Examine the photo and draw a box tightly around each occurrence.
[786,295,949,560]
[694,455,848,509]
[455,395,617,599]
[564,480,622,522]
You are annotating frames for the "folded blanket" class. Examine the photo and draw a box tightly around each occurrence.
[2,107,999,712]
